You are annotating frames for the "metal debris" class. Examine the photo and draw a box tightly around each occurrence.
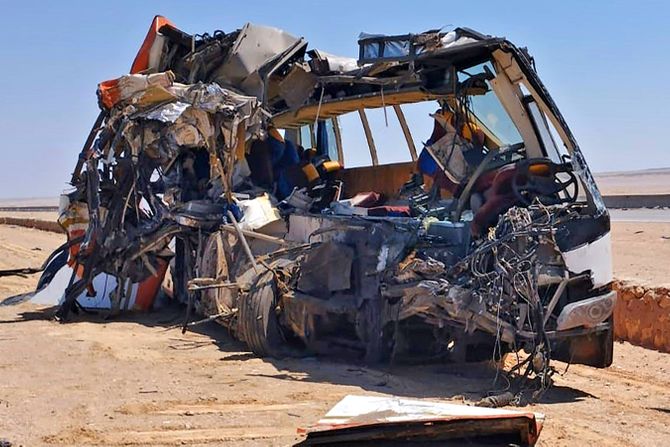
[28,16,617,399]
[297,395,544,446]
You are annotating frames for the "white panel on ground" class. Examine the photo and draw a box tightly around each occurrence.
[30,265,138,309]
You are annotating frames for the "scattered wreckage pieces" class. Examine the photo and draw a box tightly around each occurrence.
[0,267,44,278]
[54,72,266,321]
[297,395,544,446]
[376,204,607,394]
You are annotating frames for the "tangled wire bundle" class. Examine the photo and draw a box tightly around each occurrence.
[454,203,574,399]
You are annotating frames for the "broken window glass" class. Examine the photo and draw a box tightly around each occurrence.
[461,64,523,147]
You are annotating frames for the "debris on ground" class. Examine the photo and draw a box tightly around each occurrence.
[296,395,544,446]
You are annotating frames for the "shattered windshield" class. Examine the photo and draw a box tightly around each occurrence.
[460,63,523,147]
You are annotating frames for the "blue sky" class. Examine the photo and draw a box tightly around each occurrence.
[0,0,668,198]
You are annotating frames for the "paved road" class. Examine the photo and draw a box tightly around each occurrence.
[609,208,670,222]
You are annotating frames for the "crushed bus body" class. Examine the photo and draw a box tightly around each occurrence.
[36,16,616,395]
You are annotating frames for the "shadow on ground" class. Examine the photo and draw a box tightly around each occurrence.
[1,297,592,406]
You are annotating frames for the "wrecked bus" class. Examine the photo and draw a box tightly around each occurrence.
[37,17,615,384]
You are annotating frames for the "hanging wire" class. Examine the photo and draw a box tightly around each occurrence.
[381,86,389,127]
[313,85,325,130]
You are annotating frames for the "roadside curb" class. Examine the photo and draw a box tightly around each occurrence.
[603,194,670,209]
[614,281,670,353]
[0,217,64,234]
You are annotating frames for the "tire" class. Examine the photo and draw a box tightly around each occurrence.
[238,268,285,358]
[596,316,615,368]
[197,232,234,326]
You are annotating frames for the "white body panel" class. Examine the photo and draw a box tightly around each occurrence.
[562,232,613,288]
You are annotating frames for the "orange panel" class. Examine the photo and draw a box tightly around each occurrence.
[134,259,169,311]
[336,161,448,200]
[336,162,417,199]
[130,15,175,74]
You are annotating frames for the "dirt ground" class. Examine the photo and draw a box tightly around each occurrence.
[611,221,670,285]
[0,225,64,298]
[1,223,669,446]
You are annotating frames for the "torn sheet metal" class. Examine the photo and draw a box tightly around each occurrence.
[277,64,317,109]
[98,71,175,109]
[144,101,190,123]
[297,395,544,446]
[297,242,354,295]
[286,215,336,243]
[52,67,266,320]
[212,23,300,96]
[440,30,477,48]
[130,15,175,74]
[238,193,282,231]
[31,264,166,311]
[307,49,359,74]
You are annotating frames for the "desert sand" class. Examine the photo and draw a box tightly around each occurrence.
[0,222,669,446]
